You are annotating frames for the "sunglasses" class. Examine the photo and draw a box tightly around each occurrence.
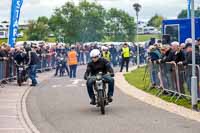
[92,56,98,59]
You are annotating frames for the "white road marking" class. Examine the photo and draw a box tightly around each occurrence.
[71,79,83,85]
[0,128,24,130]
[0,100,18,102]
[66,85,77,87]
[0,106,16,109]
[0,115,17,118]
[52,85,61,88]
[81,84,86,87]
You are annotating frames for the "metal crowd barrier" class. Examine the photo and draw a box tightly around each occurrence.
[148,62,200,102]
[0,54,56,87]
[0,59,17,86]
[37,54,56,72]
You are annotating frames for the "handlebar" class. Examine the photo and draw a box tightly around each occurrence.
[87,73,114,80]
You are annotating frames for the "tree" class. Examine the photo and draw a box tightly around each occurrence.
[148,14,164,28]
[178,7,200,18]
[49,2,83,43]
[78,1,106,42]
[105,8,136,41]
[48,1,136,43]
[26,18,49,41]
[178,9,187,18]
[38,16,49,24]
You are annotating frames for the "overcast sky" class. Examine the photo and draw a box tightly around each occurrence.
[0,0,200,22]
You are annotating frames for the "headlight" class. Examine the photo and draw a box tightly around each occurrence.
[96,75,102,80]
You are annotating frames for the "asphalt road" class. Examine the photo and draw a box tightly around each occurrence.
[27,66,200,133]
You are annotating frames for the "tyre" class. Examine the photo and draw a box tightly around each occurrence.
[17,79,22,86]
[98,90,105,115]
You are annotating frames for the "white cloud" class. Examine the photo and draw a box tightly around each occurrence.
[0,0,200,21]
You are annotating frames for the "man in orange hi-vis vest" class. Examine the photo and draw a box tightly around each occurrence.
[67,45,78,78]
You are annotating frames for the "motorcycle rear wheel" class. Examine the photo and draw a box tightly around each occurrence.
[17,79,22,86]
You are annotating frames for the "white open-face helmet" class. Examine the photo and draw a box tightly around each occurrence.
[103,46,109,51]
[90,49,101,58]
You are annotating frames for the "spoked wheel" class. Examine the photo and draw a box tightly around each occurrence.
[98,90,105,115]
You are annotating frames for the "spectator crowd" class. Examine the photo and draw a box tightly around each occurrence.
[0,41,147,86]
[147,38,200,99]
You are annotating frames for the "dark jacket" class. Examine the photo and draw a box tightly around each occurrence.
[174,50,185,63]
[84,58,114,78]
[160,48,174,63]
[28,51,40,65]
[183,51,200,65]
[149,49,161,61]
[14,51,27,65]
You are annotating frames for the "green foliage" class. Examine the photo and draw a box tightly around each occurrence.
[138,34,160,42]
[26,17,49,41]
[37,16,49,24]
[26,1,136,43]
[124,67,200,109]
[48,1,136,43]
[178,7,200,18]
[148,14,164,28]
[78,1,106,42]
[178,9,187,18]
[50,2,83,43]
[105,8,136,42]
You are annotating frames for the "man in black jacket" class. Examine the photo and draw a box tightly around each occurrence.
[171,41,185,63]
[180,43,200,65]
[84,49,114,105]
[26,45,40,86]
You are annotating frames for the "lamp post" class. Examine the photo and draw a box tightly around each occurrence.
[133,3,142,67]
[191,0,198,110]
[187,0,191,18]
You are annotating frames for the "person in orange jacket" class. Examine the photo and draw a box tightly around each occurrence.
[67,45,78,78]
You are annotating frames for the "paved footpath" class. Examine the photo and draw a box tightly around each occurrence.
[26,66,200,133]
[0,71,54,133]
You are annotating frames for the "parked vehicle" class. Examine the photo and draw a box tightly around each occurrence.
[0,31,8,39]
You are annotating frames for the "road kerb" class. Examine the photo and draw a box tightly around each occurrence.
[18,72,54,133]
[115,68,200,123]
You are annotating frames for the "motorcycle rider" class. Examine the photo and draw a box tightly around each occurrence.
[14,47,27,82]
[14,47,27,65]
[54,52,69,76]
[84,49,115,105]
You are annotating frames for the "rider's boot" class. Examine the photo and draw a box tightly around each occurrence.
[90,97,96,105]
[108,96,113,103]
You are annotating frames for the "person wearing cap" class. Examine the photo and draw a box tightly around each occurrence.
[67,45,78,78]
[120,43,131,72]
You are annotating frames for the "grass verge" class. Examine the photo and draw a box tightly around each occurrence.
[138,34,161,42]
[124,67,200,109]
